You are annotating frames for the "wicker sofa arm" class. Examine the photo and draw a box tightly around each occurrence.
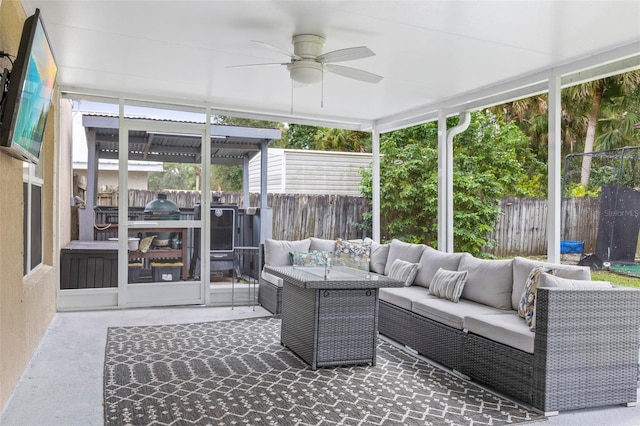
[533,287,640,413]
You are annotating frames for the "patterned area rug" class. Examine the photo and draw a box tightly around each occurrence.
[104,317,545,425]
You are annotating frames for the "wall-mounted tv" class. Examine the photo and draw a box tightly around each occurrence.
[0,8,57,164]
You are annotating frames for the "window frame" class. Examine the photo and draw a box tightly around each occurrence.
[23,160,44,276]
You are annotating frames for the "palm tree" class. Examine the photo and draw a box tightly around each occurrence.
[496,70,640,189]
[565,71,640,186]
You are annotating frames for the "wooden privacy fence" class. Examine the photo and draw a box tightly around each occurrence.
[486,196,600,257]
[99,190,600,256]
[110,190,368,241]
[269,194,368,241]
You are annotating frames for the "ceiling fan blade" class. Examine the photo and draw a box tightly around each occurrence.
[325,64,383,84]
[317,46,375,63]
[227,62,287,69]
[251,40,302,60]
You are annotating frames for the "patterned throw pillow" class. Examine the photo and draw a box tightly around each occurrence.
[138,235,156,253]
[289,250,327,267]
[334,238,372,271]
[428,268,468,302]
[518,266,555,327]
[387,259,419,286]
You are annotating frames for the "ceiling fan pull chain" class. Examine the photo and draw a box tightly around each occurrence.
[321,68,324,108]
[290,79,294,114]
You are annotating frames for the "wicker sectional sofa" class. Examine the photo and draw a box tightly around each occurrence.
[259,237,640,415]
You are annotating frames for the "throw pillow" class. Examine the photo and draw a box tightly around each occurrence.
[335,238,372,271]
[387,259,419,286]
[428,268,468,302]
[289,250,327,267]
[517,266,555,327]
[138,235,156,253]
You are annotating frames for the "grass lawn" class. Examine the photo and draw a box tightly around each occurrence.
[591,271,640,289]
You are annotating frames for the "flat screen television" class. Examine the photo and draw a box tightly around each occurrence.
[0,8,57,164]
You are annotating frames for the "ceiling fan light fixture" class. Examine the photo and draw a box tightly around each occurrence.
[287,61,323,84]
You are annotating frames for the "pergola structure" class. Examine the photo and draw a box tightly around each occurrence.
[25,0,640,262]
[80,114,281,242]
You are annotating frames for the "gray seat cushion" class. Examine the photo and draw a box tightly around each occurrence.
[411,297,511,330]
[458,255,513,310]
[379,286,434,311]
[414,247,466,288]
[261,269,283,287]
[511,256,591,310]
[464,312,535,354]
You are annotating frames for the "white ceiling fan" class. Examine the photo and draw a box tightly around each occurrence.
[230,34,383,85]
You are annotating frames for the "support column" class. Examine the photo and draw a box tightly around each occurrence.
[372,126,381,242]
[548,73,562,263]
[437,110,449,251]
[117,99,127,308]
[79,128,98,240]
[259,141,272,242]
[242,156,250,208]
[203,109,212,304]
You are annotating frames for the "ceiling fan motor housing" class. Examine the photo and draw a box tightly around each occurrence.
[288,35,326,84]
[292,34,325,59]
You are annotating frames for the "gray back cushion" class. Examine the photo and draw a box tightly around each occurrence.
[414,247,465,288]
[309,237,336,252]
[264,238,311,266]
[384,239,426,275]
[539,272,611,289]
[459,254,513,310]
[511,256,591,310]
[368,239,389,274]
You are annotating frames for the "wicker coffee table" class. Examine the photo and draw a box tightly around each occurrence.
[264,265,404,370]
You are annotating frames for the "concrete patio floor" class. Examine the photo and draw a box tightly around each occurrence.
[0,305,638,425]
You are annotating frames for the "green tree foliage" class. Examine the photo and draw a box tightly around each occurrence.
[282,124,371,152]
[147,163,243,192]
[212,115,283,130]
[210,165,243,192]
[148,163,197,191]
[360,110,544,255]
[279,124,318,149]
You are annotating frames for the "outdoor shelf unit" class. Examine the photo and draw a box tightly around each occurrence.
[96,225,189,280]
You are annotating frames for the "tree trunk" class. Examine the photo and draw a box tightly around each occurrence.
[580,82,605,187]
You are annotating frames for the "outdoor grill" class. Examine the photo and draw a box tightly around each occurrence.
[143,193,180,246]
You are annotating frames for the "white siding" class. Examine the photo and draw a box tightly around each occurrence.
[248,149,284,193]
[249,149,371,195]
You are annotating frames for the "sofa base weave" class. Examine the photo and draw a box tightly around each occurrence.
[379,300,464,371]
[378,300,414,348]
[463,332,534,405]
[378,288,640,414]
[258,278,281,314]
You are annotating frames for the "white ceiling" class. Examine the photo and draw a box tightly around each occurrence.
[20,0,640,130]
